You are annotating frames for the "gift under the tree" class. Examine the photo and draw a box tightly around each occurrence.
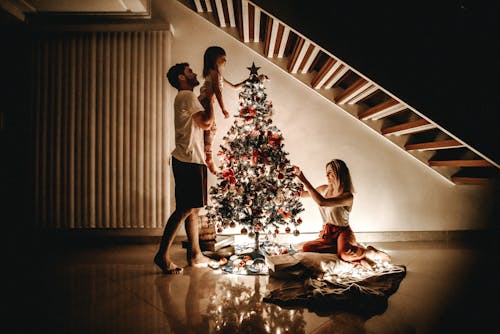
[199,215,217,241]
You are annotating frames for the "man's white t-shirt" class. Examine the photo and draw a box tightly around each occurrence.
[171,90,206,165]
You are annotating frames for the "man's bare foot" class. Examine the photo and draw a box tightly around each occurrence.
[154,254,184,274]
[189,254,212,267]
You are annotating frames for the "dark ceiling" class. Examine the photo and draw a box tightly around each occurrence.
[252,0,500,162]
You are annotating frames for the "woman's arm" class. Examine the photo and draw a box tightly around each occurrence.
[298,184,326,198]
[293,166,352,207]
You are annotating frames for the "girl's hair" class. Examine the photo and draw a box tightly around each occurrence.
[326,159,355,193]
[203,46,226,77]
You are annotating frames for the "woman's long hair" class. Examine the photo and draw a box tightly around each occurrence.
[326,159,354,193]
[203,46,226,77]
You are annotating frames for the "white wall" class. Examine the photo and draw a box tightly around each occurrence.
[154,0,497,236]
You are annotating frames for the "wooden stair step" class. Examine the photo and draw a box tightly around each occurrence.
[358,98,405,120]
[405,139,464,151]
[382,119,436,136]
[451,176,492,185]
[334,78,370,104]
[429,159,494,167]
[451,167,499,184]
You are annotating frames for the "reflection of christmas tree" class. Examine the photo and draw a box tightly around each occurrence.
[207,276,306,334]
[206,63,304,251]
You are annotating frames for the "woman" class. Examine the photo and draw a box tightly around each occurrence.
[293,159,391,267]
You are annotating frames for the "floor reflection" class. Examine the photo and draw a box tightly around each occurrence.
[155,269,306,334]
[16,241,495,333]
[207,275,305,334]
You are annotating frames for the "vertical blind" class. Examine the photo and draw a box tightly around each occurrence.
[33,30,172,229]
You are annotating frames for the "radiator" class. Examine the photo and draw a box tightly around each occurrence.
[32,30,173,229]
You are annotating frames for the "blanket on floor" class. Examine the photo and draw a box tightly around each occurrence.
[263,252,406,316]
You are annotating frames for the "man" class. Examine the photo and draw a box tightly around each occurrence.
[154,63,213,274]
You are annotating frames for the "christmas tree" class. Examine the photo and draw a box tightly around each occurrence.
[206,63,304,252]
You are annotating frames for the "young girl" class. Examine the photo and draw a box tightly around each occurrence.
[198,46,246,175]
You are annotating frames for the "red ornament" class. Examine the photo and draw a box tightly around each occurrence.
[230,221,236,228]
[222,168,234,179]
[285,226,291,233]
[252,150,259,165]
[274,228,280,235]
[217,227,223,233]
[241,227,248,235]
[293,229,300,236]
[278,207,291,218]
[262,153,269,164]
[297,218,303,225]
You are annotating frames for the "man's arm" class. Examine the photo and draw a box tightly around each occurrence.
[192,107,214,130]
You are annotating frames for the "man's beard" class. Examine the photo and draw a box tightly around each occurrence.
[188,77,199,87]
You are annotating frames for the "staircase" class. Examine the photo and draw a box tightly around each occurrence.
[180,0,499,185]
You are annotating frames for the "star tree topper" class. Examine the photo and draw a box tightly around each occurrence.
[247,62,261,76]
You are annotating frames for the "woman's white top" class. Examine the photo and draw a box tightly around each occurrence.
[318,187,350,227]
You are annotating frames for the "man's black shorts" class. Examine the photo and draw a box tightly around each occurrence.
[172,157,207,209]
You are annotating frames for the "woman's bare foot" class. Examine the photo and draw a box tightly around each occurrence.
[189,254,212,267]
[360,258,376,270]
[154,253,184,274]
[366,245,392,262]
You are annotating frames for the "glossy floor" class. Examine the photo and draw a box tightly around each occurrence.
[10,238,499,334]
